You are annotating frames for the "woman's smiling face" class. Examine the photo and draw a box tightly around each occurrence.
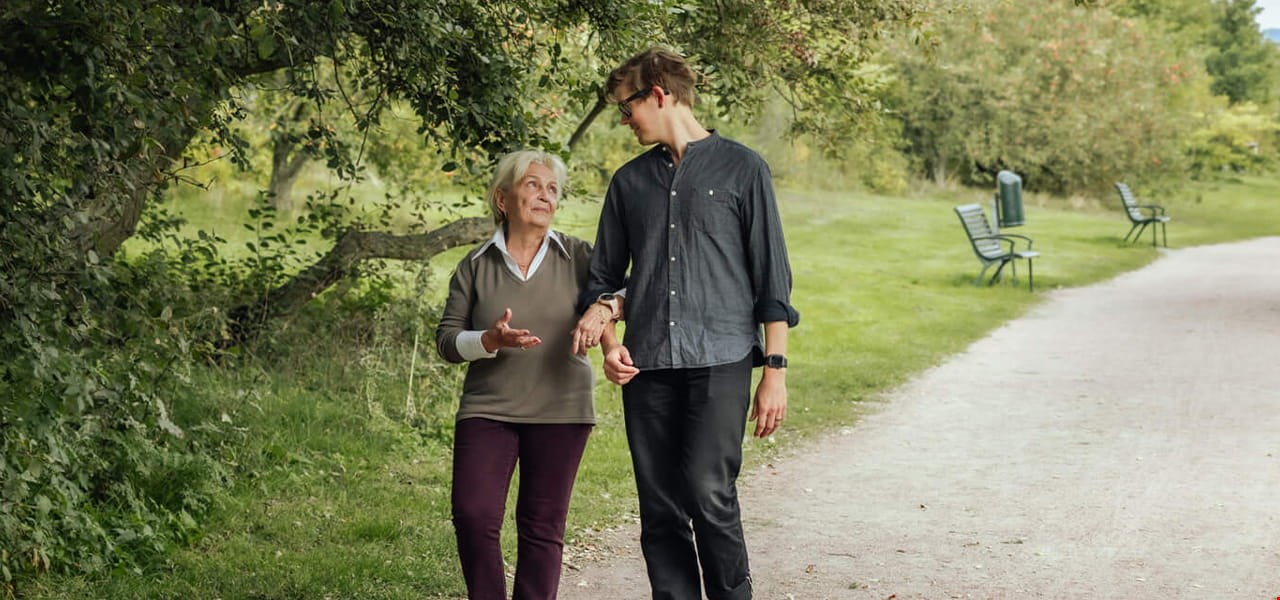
[498,162,560,231]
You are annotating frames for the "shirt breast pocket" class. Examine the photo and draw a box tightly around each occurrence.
[691,188,740,235]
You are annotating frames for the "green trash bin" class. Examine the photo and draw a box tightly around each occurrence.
[995,170,1024,228]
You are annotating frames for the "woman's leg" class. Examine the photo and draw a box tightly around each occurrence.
[510,423,593,600]
[452,418,520,600]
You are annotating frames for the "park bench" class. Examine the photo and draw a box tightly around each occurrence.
[954,203,1038,291]
[1114,182,1170,247]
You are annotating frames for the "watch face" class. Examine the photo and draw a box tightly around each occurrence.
[766,355,786,368]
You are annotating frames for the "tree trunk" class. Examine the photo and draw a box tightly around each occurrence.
[567,93,607,151]
[223,216,491,346]
[268,139,310,211]
[64,49,303,259]
[70,126,198,258]
[268,100,313,211]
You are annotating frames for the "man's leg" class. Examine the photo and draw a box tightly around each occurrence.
[684,354,754,600]
[624,369,702,599]
[511,423,593,600]
[452,418,520,600]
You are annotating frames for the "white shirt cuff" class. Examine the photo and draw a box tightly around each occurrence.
[456,330,498,361]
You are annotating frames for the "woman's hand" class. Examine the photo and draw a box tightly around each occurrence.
[482,308,541,352]
[571,303,614,355]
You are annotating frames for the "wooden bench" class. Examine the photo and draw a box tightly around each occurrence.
[1115,182,1170,247]
[954,203,1039,291]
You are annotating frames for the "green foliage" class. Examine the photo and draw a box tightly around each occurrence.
[1185,102,1280,174]
[0,0,934,589]
[715,92,912,194]
[1205,0,1279,105]
[887,0,1209,194]
[661,0,926,153]
[1108,0,1216,51]
[0,240,228,588]
[22,173,1280,598]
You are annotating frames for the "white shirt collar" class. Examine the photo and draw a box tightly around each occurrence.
[472,228,567,280]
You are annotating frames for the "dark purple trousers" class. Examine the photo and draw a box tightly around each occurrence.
[451,417,592,600]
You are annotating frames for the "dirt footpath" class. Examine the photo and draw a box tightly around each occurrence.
[560,237,1280,600]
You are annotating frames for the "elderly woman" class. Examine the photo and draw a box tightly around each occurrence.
[435,149,618,600]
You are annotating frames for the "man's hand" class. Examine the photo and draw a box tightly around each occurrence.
[482,308,541,352]
[749,371,787,438]
[571,303,614,355]
[603,344,639,385]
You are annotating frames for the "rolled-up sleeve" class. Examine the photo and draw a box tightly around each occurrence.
[744,164,800,327]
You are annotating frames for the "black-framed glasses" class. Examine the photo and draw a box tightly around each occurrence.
[617,87,654,119]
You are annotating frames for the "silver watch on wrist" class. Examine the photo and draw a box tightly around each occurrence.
[596,293,622,321]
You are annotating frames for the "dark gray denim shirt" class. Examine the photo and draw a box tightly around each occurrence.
[581,132,800,370]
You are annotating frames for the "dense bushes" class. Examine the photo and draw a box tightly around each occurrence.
[883,0,1280,194]
[887,0,1204,194]
[0,231,227,589]
[1185,103,1280,174]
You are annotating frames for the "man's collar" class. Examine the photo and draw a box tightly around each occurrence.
[657,128,718,159]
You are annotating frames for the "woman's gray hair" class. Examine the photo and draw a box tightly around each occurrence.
[486,150,569,225]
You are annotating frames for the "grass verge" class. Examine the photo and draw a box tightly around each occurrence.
[23,174,1280,599]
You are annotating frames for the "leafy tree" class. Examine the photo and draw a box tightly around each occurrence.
[887,0,1209,193]
[0,0,925,588]
[1108,0,1217,51]
[1102,0,1280,173]
[1205,0,1278,105]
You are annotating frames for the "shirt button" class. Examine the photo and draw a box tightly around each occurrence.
[708,189,714,196]
[670,190,676,196]
[670,290,676,296]
[668,321,675,327]
[669,223,675,229]
[670,256,676,261]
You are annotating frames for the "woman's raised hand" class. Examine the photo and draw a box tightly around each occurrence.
[481,308,542,352]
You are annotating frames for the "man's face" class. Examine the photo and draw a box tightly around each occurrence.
[616,85,657,144]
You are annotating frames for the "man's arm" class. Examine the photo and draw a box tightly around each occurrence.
[577,182,630,314]
[600,322,639,385]
[572,180,631,354]
[744,163,800,328]
[750,320,788,437]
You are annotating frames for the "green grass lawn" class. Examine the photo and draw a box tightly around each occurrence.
[24,174,1280,599]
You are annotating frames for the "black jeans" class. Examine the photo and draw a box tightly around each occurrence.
[622,354,754,600]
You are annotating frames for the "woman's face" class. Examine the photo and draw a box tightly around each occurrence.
[498,162,559,231]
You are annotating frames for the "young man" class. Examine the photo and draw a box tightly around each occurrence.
[576,48,800,600]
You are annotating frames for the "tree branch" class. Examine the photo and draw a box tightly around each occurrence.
[223,216,491,346]
[567,91,608,151]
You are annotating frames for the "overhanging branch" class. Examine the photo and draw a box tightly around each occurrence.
[223,216,491,345]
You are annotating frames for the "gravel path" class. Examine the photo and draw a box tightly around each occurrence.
[559,237,1280,599]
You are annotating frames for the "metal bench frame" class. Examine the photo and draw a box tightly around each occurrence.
[1115,182,1170,247]
[954,203,1039,291]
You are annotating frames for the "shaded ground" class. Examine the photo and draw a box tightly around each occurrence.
[560,237,1280,599]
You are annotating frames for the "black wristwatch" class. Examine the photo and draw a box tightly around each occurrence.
[764,354,787,369]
